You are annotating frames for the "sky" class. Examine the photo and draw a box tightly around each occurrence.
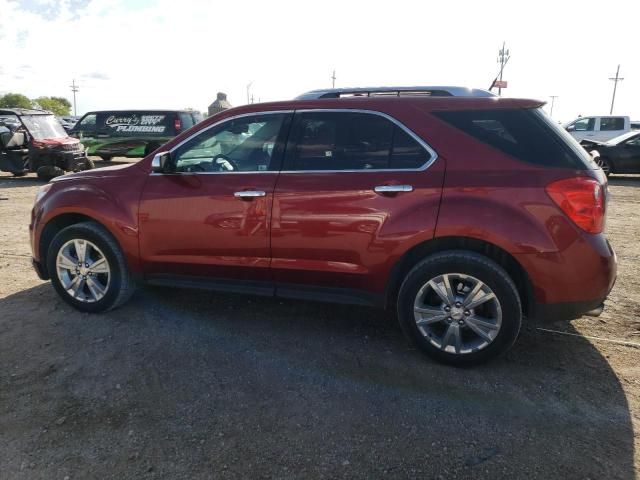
[0,0,638,123]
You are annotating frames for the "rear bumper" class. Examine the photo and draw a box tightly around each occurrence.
[515,234,617,306]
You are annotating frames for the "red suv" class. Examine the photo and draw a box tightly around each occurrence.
[29,86,617,365]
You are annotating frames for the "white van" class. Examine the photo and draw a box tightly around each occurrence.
[564,115,637,142]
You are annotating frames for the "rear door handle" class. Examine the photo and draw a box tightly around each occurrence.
[234,190,266,198]
[374,185,413,193]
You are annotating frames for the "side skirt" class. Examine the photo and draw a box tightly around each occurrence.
[145,274,383,308]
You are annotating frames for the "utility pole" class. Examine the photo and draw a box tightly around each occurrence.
[549,96,558,117]
[497,42,510,96]
[331,69,336,88]
[608,64,624,114]
[69,79,79,116]
[246,81,253,105]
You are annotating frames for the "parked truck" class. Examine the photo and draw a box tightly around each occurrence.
[564,115,639,142]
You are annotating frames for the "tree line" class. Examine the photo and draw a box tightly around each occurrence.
[0,93,72,116]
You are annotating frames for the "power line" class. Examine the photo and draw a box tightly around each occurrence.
[549,95,558,117]
[69,79,79,116]
[497,42,510,96]
[488,42,510,94]
[608,64,624,115]
[246,81,253,104]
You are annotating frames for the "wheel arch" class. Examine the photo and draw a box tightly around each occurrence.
[39,213,116,279]
[385,236,534,317]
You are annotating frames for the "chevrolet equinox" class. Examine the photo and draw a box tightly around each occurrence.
[30,86,617,365]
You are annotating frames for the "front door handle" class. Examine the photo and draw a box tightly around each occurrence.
[374,185,414,194]
[234,190,266,198]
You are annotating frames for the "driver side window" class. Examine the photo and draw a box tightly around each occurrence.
[172,113,287,173]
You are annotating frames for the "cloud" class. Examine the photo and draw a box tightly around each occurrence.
[1,0,639,120]
[82,71,109,81]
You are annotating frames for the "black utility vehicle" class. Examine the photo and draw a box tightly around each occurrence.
[72,110,202,161]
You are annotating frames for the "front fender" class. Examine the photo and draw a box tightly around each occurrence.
[33,174,147,275]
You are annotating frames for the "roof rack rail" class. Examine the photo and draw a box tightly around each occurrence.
[295,86,496,100]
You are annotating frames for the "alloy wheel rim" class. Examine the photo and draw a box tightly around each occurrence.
[413,273,502,355]
[56,239,111,303]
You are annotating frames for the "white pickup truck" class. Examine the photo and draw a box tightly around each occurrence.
[564,115,640,142]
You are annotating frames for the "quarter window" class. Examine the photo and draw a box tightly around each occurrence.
[172,113,287,173]
[435,108,591,169]
[285,111,430,171]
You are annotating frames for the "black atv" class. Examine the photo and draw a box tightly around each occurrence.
[0,108,93,180]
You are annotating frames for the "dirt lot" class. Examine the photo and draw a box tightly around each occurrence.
[1,164,639,479]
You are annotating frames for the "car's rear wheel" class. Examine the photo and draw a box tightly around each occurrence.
[46,222,135,312]
[397,251,522,366]
[100,155,113,162]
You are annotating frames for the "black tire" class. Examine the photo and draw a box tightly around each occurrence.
[598,157,612,177]
[397,250,522,366]
[100,156,113,162]
[12,171,27,177]
[36,165,64,181]
[46,221,135,313]
[78,157,95,171]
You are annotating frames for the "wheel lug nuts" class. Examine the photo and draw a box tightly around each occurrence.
[85,263,89,268]
[447,317,452,322]
[444,306,451,312]
[464,310,470,316]
[458,320,465,325]
[455,302,462,308]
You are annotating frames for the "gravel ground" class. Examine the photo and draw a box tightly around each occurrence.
[0,165,639,479]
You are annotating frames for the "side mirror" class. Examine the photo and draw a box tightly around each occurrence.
[151,152,171,173]
[566,125,575,132]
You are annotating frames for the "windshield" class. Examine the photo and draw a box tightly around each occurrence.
[20,115,67,140]
[606,131,640,145]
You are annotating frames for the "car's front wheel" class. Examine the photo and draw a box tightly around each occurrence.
[397,251,522,366]
[597,157,612,177]
[46,222,135,312]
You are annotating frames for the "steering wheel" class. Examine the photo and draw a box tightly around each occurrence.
[212,154,239,172]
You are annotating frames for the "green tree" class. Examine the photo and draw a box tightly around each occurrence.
[0,93,33,109]
[34,96,72,116]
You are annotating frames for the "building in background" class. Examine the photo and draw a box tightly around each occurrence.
[208,92,231,117]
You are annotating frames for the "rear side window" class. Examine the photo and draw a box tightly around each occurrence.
[600,117,625,131]
[434,108,592,169]
[285,111,431,171]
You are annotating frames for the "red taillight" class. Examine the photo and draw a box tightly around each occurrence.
[545,177,606,234]
[174,118,182,131]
